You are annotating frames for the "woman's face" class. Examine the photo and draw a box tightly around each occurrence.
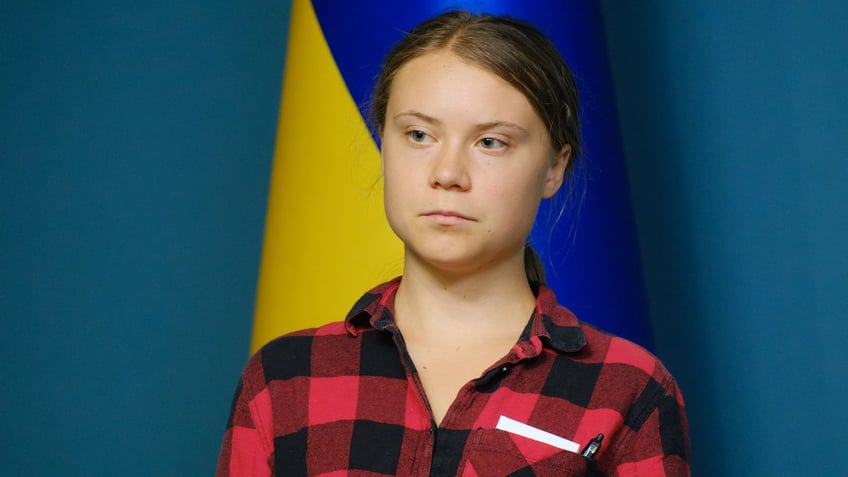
[381,49,568,275]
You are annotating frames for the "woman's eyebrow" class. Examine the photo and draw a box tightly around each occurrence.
[393,110,441,125]
[475,120,529,135]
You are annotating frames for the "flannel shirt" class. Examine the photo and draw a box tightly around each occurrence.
[217,278,690,476]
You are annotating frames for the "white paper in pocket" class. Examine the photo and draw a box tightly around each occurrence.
[495,415,581,454]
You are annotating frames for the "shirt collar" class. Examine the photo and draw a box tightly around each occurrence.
[344,277,587,354]
[523,283,587,353]
[344,277,402,335]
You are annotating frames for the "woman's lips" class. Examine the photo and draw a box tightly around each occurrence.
[421,210,474,225]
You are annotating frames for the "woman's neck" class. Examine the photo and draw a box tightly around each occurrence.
[393,254,537,342]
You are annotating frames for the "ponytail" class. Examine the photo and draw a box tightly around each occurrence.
[524,244,546,286]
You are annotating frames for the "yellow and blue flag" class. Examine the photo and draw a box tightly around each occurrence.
[252,0,654,352]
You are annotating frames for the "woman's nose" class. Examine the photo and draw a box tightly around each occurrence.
[429,145,471,191]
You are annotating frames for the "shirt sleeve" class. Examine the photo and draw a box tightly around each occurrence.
[216,358,274,477]
[610,374,691,477]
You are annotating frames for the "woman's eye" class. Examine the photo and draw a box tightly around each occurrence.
[408,130,430,142]
[479,137,505,149]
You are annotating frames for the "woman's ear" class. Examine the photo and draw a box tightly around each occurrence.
[542,144,570,198]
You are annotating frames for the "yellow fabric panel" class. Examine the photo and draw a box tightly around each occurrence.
[251,0,403,353]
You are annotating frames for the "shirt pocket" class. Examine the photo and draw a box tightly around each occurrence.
[460,428,594,477]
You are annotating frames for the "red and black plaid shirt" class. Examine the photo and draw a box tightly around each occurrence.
[217,278,690,476]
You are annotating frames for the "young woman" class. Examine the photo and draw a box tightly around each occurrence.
[218,11,689,476]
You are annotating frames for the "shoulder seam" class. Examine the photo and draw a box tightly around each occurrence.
[245,356,274,460]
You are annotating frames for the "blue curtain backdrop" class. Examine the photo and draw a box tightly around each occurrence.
[0,1,290,475]
[602,2,848,475]
[2,1,846,476]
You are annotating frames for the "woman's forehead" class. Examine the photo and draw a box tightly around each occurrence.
[387,50,539,126]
